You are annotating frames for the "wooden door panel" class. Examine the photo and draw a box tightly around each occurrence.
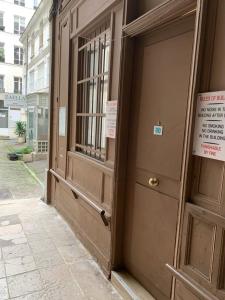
[136,31,194,183]
[180,203,225,299]
[136,168,180,199]
[177,3,225,298]
[123,18,194,300]
[124,183,178,298]
[191,157,225,213]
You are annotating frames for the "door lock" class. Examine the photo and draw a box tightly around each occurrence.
[148,177,159,187]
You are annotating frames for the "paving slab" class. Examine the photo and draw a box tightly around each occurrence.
[0,198,123,299]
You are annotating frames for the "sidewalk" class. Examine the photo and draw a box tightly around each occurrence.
[0,140,122,299]
[0,198,122,299]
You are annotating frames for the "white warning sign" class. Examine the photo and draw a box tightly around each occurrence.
[193,91,225,161]
[106,100,117,139]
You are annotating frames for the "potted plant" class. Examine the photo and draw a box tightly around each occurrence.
[15,121,26,143]
[15,146,33,162]
[21,146,33,162]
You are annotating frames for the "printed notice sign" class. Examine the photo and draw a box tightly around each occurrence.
[193,91,225,161]
[59,107,66,137]
[106,100,117,139]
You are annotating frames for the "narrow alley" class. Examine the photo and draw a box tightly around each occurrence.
[0,140,122,299]
[0,140,43,200]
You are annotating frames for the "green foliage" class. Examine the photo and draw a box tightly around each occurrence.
[15,146,33,155]
[15,121,26,137]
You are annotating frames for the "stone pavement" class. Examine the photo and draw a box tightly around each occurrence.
[0,198,122,299]
[0,140,122,299]
[26,160,47,187]
[0,140,43,200]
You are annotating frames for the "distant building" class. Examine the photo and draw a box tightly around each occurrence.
[20,0,51,156]
[0,0,37,138]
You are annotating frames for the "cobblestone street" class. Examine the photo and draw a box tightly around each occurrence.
[0,140,121,299]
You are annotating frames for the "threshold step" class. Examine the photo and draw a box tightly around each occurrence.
[111,271,155,300]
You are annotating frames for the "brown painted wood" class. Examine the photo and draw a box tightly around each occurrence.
[123,0,196,37]
[55,14,70,178]
[177,1,225,299]
[122,16,195,300]
[49,0,124,275]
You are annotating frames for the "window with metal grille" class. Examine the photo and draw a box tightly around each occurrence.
[14,15,25,34]
[14,46,23,65]
[75,21,111,161]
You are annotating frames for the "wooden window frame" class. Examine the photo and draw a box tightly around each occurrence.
[73,18,112,162]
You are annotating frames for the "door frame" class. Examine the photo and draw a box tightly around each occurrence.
[111,0,208,296]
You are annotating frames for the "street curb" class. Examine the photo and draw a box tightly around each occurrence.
[20,161,45,189]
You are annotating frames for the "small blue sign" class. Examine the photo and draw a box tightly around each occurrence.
[153,125,163,136]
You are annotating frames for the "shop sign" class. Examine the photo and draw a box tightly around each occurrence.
[4,93,26,108]
[106,100,117,139]
[193,91,225,161]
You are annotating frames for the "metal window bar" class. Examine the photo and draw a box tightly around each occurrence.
[76,24,110,161]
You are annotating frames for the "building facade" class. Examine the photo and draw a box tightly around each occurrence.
[0,0,36,138]
[20,0,51,155]
[48,0,225,299]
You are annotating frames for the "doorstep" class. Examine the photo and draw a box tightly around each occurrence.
[111,271,155,300]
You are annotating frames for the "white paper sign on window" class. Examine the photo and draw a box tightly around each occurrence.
[193,91,225,161]
[106,100,118,139]
[59,107,66,137]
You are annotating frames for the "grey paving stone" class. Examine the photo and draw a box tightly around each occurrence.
[33,249,64,269]
[5,255,36,276]
[26,233,50,243]
[0,215,20,226]
[11,291,46,300]
[0,232,27,248]
[0,224,23,236]
[0,278,8,299]
[70,259,122,299]
[22,223,46,235]
[39,264,70,284]
[0,261,5,278]
[28,238,56,254]
[58,243,92,264]
[7,270,43,298]
[0,248,3,261]
[2,243,31,260]
[44,281,85,300]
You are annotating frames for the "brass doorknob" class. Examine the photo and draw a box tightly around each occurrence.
[148,177,159,187]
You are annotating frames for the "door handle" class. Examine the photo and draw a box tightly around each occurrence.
[148,177,159,187]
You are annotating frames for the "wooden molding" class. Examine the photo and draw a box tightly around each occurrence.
[166,264,218,300]
[123,0,196,37]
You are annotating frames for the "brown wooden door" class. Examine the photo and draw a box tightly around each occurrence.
[123,18,195,300]
[56,15,70,178]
